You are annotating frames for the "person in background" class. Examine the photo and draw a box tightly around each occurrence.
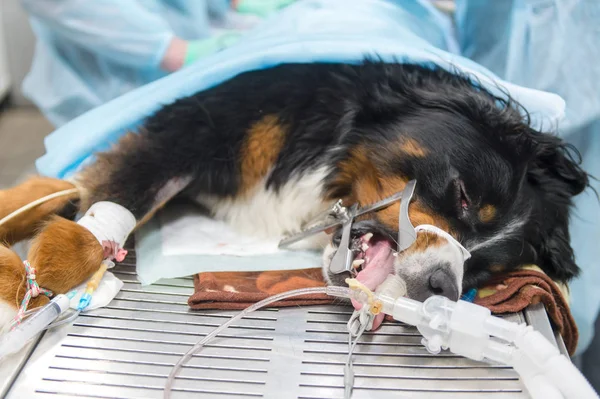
[453,0,600,389]
[18,0,295,127]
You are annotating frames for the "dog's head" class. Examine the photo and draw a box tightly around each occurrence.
[322,62,589,307]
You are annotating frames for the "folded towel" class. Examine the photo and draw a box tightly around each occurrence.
[474,266,577,355]
[188,268,333,310]
[188,265,577,355]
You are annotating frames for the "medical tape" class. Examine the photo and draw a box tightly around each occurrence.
[77,202,136,262]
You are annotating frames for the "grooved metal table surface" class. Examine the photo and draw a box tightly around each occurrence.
[4,247,562,399]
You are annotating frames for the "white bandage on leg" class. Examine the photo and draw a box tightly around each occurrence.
[77,202,136,262]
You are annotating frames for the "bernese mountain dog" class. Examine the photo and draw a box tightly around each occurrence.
[0,60,589,314]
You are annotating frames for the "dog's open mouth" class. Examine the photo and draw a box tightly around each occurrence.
[349,233,397,329]
[350,233,397,290]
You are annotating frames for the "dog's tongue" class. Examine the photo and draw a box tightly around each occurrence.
[350,239,395,330]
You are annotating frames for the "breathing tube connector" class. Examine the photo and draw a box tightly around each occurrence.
[163,276,599,399]
[372,281,599,399]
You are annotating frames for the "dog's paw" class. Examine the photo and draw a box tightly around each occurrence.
[27,216,104,294]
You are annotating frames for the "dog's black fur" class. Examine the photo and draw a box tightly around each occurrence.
[82,60,588,292]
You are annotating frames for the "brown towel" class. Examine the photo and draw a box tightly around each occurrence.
[188,265,578,355]
[188,268,334,310]
[474,267,578,355]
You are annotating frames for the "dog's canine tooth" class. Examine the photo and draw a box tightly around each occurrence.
[352,259,365,268]
[363,233,374,242]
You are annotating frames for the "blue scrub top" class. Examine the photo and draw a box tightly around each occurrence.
[20,0,232,127]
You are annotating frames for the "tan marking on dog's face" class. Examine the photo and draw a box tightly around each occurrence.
[329,144,408,203]
[479,204,497,223]
[490,264,505,273]
[377,199,453,256]
[400,138,427,158]
[329,144,451,231]
[327,145,375,201]
[328,143,454,259]
[374,199,452,233]
[240,115,286,193]
[404,228,446,253]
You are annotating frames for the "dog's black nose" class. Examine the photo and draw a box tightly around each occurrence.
[428,268,459,301]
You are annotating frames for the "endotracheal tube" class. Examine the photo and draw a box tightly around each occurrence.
[162,275,597,399]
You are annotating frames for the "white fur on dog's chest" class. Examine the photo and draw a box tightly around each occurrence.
[196,167,333,249]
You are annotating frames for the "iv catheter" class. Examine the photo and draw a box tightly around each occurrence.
[77,260,110,311]
[163,276,599,399]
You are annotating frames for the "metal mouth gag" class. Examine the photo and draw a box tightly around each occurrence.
[278,180,418,275]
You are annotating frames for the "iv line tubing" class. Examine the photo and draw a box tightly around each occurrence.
[163,286,350,399]
[0,188,79,228]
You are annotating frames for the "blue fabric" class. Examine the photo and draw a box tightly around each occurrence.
[36,0,566,181]
[19,0,232,127]
[455,0,600,355]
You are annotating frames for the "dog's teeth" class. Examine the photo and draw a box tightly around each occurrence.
[361,243,369,251]
[392,252,399,257]
[352,259,365,268]
[363,233,374,242]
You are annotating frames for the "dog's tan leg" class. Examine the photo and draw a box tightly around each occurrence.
[0,217,104,327]
[27,216,105,293]
[19,193,178,306]
[0,177,79,245]
[7,131,194,306]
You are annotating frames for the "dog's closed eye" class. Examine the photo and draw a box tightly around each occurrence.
[455,178,470,215]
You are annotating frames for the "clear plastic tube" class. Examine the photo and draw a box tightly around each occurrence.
[0,295,70,359]
[46,310,80,329]
[3,308,80,334]
[163,286,351,398]
[0,188,79,228]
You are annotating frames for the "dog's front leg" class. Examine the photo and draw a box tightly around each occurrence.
[0,132,195,320]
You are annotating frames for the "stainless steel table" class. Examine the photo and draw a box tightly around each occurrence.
[1,247,567,399]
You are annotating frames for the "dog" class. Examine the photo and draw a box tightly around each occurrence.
[0,60,589,322]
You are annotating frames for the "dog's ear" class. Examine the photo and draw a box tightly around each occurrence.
[525,130,589,282]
